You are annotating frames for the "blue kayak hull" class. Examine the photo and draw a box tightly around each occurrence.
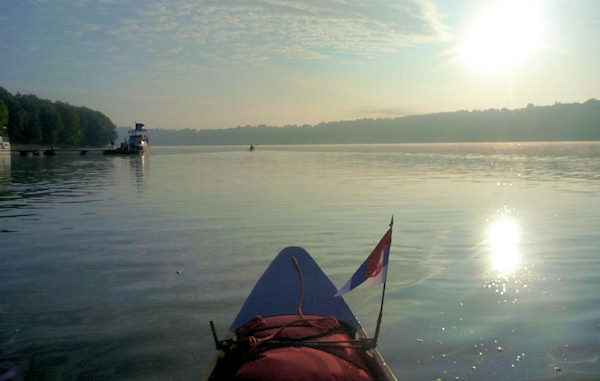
[207,246,397,381]
[230,246,360,330]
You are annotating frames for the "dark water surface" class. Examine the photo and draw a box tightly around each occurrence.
[1,142,599,380]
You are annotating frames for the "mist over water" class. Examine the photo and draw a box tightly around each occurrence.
[1,142,599,380]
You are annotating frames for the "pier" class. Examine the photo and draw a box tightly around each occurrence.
[17,148,106,156]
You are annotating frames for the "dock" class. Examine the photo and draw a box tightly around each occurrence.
[17,148,106,156]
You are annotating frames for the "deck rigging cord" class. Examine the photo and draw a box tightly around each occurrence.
[240,256,378,356]
[243,256,342,352]
[236,256,375,375]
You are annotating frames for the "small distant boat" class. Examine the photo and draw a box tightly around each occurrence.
[206,246,397,381]
[104,122,149,155]
[0,135,10,155]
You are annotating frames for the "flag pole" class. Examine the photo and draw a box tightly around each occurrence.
[372,215,393,347]
[372,282,386,346]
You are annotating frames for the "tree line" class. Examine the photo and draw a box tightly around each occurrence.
[0,87,117,146]
[148,99,600,145]
[2,86,598,146]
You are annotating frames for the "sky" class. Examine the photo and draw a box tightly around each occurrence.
[1,0,598,130]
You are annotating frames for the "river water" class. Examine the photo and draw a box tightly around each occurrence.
[1,142,599,380]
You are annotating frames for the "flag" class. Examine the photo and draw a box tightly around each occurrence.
[335,222,393,297]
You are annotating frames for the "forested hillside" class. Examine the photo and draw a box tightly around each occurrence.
[3,86,598,147]
[0,87,116,146]
[149,99,600,145]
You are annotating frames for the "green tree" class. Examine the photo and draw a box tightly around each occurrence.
[0,88,26,143]
[0,87,117,146]
[17,94,42,144]
[39,99,61,146]
[0,99,8,129]
[77,107,116,146]
[55,102,81,146]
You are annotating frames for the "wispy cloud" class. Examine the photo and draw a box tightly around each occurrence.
[106,0,450,63]
[85,23,101,32]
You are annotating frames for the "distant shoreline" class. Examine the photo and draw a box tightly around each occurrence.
[140,99,600,146]
[10,140,600,151]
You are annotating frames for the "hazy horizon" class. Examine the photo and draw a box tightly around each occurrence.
[2,1,599,130]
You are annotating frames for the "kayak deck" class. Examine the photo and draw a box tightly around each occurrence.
[206,247,396,381]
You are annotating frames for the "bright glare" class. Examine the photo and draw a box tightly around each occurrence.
[461,2,542,68]
[488,218,520,275]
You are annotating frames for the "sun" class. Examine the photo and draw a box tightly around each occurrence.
[459,1,543,69]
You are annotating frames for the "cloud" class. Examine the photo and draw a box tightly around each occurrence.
[109,0,450,62]
[85,23,101,32]
[111,18,142,41]
[7,0,450,97]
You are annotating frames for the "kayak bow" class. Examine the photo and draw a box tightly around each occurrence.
[206,247,396,381]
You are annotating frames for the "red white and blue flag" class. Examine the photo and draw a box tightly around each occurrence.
[335,221,393,297]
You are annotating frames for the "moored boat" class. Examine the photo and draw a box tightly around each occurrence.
[104,122,149,155]
[206,245,397,380]
[0,134,10,155]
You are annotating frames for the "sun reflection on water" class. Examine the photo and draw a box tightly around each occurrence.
[488,217,520,276]
[483,213,532,304]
